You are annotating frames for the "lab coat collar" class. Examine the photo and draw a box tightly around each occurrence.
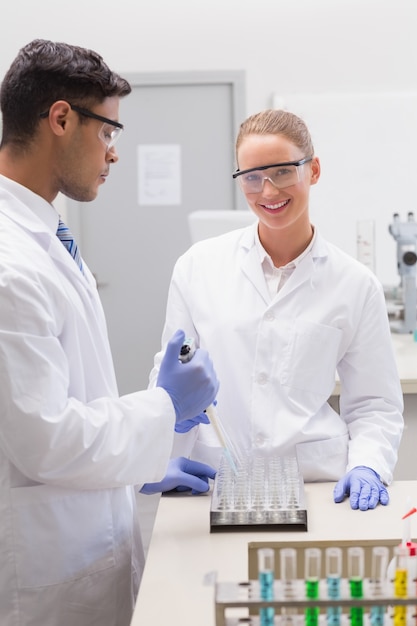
[0,175,91,288]
[0,174,58,240]
[239,221,328,260]
[238,222,329,304]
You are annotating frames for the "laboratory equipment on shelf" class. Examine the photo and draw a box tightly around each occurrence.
[388,212,417,334]
[215,504,417,625]
[210,453,307,532]
[214,544,417,626]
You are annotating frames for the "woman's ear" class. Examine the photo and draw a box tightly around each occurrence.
[310,156,321,185]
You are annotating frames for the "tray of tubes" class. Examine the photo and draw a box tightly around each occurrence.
[210,454,307,532]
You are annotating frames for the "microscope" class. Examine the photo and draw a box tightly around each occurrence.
[388,212,417,334]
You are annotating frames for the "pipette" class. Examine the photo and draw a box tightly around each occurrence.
[387,499,417,600]
[403,507,417,520]
[401,500,417,604]
[402,499,417,547]
[179,337,239,475]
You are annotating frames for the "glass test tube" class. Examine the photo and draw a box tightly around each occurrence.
[280,547,298,624]
[348,546,364,626]
[304,548,321,626]
[325,547,342,626]
[370,546,389,626]
[393,545,408,626]
[258,548,275,626]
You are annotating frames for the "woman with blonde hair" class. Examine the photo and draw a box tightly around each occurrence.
[150,108,403,511]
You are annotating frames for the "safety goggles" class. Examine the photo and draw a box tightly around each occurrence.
[233,157,312,193]
[40,103,124,152]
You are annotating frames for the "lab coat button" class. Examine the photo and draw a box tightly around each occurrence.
[265,312,274,321]
[255,434,266,446]
[257,373,268,385]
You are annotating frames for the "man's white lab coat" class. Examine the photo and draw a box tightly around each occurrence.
[150,223,404,483]
[0,176,175,626]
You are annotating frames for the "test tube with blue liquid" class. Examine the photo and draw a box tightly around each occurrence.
[304,547,321,626]
[325,547,342,626]
[257,548,275,626]
[348,546,364,626]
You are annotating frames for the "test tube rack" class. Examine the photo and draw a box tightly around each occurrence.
[210,454,307,533]
[214,579,417,626]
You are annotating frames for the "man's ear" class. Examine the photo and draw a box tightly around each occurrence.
[45,100,72,136]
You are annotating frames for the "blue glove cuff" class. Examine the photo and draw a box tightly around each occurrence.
[353,465,381,481]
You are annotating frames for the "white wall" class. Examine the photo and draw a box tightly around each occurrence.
[1,0,417,284]
[2,0,416,115]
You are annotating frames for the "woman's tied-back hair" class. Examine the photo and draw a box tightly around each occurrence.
[235,109,315,162]
[0,39,132,148]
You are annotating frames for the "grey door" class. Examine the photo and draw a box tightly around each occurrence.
[68,71,246,394]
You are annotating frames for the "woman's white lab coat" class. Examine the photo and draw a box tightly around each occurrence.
[0,176,175,626]
[150,223,404,483]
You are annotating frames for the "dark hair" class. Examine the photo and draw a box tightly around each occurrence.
[0,39,131,148]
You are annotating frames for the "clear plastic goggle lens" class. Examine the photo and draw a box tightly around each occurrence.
[240,164,302,193]
[99,123,123,151]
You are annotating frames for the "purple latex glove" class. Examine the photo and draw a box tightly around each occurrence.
[140,457,216,495]
[175,411,210,433]
[333,465,389,511]
[156,330,219,424]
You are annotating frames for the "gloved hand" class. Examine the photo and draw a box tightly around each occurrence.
[175,411,210,433]
[140,457,216,495]
[157,329,219,424]
[333,466,389,511]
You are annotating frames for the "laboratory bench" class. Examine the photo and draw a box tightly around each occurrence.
[389,333,417,395]
[130,481,417,626]
[131,333,416,623]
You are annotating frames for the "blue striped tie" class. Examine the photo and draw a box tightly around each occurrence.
[56,219,84,273]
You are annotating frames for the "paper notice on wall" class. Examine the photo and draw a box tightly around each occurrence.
[137,144,181,206]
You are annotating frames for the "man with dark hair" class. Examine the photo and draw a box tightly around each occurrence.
[0,39,218,625]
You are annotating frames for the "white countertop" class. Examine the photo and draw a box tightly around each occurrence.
[131,480,417,626]
[391,333,417,393]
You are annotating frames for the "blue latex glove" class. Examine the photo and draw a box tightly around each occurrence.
[140,457,216,495]
[157,329,219,424]
[333,465,389,511]
[175,411,210,433]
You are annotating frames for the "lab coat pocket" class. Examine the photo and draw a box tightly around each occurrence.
[296,434,348,482]
[280,319,342,395]
[11,484,115,588]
